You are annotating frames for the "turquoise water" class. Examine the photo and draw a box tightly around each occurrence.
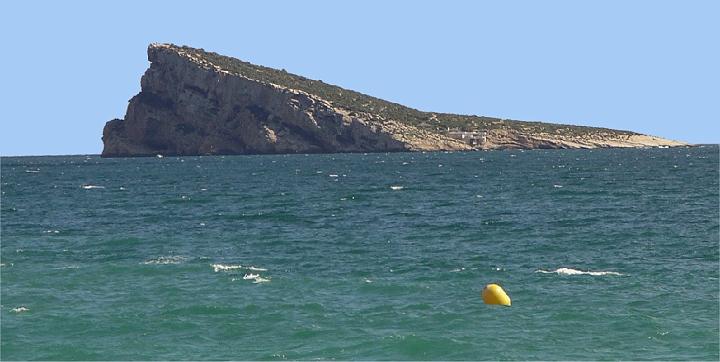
[2,146,718,360]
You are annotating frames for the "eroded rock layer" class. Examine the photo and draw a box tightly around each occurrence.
[102,44,685,157]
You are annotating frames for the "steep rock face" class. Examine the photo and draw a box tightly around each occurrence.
[102,44,469,157]
[102,44,685,157]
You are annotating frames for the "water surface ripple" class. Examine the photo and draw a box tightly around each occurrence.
[1,146,718,360]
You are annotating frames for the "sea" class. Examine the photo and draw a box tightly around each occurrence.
[1,146,718,360]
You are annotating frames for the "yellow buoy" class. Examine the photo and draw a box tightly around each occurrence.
[482,283,511,306]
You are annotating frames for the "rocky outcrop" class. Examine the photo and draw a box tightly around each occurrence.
[102,44,470,157]
[477,129,685,150]
[102,44,685,157]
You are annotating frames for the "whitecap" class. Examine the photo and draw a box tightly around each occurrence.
[243,273,260,280]
[25,170,40,173]
[536,267,622,276]
[11,306,29,313]
[54,265,80,270]
[252,276,271,283]
[390,185,404,190]
[329,174,339,178]
[211,263,243,272]
[81,185,105,190]
[553,184,563,188]
[247,266,267,271]
[142,256,187,265]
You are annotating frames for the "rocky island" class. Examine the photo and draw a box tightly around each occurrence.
[102,43,685,157]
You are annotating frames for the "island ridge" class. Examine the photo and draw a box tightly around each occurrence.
[102,43,685,157]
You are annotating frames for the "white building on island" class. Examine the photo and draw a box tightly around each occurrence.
[446,130,487,146]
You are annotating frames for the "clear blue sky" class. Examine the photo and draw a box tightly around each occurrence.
[2,0,718,156]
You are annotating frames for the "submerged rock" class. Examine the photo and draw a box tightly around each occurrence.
[102,44,685,157]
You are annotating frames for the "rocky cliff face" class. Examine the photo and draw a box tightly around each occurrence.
[102,44,684,157]
[102,44,469,157]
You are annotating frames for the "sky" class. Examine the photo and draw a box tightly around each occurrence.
[1,0,718,156]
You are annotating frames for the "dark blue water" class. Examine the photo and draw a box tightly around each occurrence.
[2,146,718,360]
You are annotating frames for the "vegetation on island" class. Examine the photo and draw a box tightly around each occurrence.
[173,45,637,138]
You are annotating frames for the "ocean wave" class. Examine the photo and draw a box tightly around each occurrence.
[81,185,105,189]
[211,263,243,272]
[536,267,622,276]
[232,273,271,283]
[247,266,267,271]
[142,256,187,265]
[390,185,404,190]
[11,306,29,313]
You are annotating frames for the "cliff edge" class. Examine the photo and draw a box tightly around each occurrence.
[102,44,685,157]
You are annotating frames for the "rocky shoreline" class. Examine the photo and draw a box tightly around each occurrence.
[102,44,685,157]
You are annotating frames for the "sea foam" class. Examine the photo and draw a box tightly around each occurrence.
[214,265,271,283]
[535,267,623,276]
[211,264,243,272]
[142,256,187,265]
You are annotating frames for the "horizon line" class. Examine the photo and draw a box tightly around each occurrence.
[4,144,719,158]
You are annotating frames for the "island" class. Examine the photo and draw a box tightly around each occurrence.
[101,43,685,157]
